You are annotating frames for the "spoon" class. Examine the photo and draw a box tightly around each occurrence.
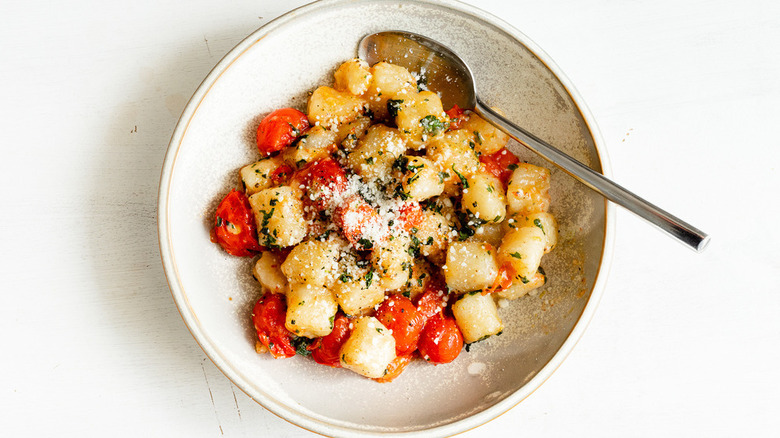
[359,31,709,252]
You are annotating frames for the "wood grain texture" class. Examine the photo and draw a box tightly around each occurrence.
[1,0,778,436]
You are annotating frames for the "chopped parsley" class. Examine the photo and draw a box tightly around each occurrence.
[420,115,446,137]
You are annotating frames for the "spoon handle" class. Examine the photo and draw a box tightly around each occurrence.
[475,99,710,252]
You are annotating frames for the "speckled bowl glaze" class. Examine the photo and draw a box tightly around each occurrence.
[158,0,614,436]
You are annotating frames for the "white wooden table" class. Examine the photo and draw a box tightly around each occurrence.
[2,0,779,436]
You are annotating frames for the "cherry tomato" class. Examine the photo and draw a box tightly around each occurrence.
[333,195,387,250]
[479,147,520,186]
[375,294,424,355]
[446,104,466,130]
[310,313,351,367]
[373,354,413,383]
[417,312,464,364]
[415,280,450,322]
[256,108,309,156]
[211,189,262,257]
[269,163,295,186]
[396,201,423,232]
[251,293,295,359]
[294,158,348,210]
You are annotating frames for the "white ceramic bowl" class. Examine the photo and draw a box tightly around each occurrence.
[158,0,614,436]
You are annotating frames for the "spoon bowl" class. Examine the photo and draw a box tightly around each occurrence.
[360,31,709,252]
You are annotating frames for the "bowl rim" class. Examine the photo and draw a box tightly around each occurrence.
[157,0,615,436]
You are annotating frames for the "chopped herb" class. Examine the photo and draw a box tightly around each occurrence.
[437,171,449,184]
[357,238,373,250]
[473,131,483,144]
[510,252,523,259]
[364,269,374,286]
[365,156,375,165]
[533,218,545,232]
[508,163,519,171]
[451,164,469,188]
[216,216,224,227]
[520,276,530,284]
[339,272,353,283]
[376,327,383,333]
[387,99,404,118]
[420,115,446,137]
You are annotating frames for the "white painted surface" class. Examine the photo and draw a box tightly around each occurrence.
[1,0,778,436]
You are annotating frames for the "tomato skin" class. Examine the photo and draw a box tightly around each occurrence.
[251,294,296,359]
[310,313,351,367]
[483,262,516,296]
[212,189,262,257]
[446,104,466,130]
[373,353,413,383]
[256,108,309,156]
[417,312,464,364]
[333,195,387,250]
[375,294,425,355]
[479,147,520,186]
[294,158,348,210]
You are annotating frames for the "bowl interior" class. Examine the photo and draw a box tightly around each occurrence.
[160,0,608,435]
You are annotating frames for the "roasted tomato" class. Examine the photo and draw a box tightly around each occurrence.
[269,163,295,186]
[415,280,450,322]
[375,294,425,355]
[417,312,463,364]
[251,293,295,359]
[310,313,351,367]
[396,201,423,232]
[211,189,262,257]
[446,104,466,130]
[333,195,387,250]
[294,158,348,210]
[256,108,309,156]
[373,353,413,383]
[479,147,520,186]
[483,262,516,295]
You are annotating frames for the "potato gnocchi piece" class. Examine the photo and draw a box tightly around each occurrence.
[240,156,285,195]
[497,226,546,282]
[339,316,396,379]
[363,62,417,121]
[285,283,338,338]
[307,86,367,128]
[248,186,307,248]
[506,163,551,216]
[346,124,407,180]
[252,251,288,294]
[459,112,509,156]
[281,239,340,287]
[332,272,385,316]
[426,129,481,195]
[452,292,503,343]
[414,209,452,266]
[462,172,506,224]
[372,234,414,291]
[444,241,498,293]
[505,212,558,253]
[334,58,372,96]
[281,124,337,168]
[399,155,445,201]
[393,90,448,147]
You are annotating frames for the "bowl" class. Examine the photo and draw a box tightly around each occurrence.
[158,0,614,436]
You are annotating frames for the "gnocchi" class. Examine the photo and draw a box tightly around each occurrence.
[210,58,561,382]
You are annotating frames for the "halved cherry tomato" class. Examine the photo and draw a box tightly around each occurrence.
[375,294,424,355]
[256,108,309,156]
[251,293,295,359]
[333,195,387,250]
[415,280,450,323]
[483,262,516,296]
[211,189,262,257]
[373,354,413,383]
[417,312,463,364]
[396,201,423,232]
[479,147,520,186]
[293,158,348,210]
[310,313,351,367]
[446,104,466,130]
[269,163,295,186]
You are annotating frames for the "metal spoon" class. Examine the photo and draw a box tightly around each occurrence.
[359,31,709,252]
